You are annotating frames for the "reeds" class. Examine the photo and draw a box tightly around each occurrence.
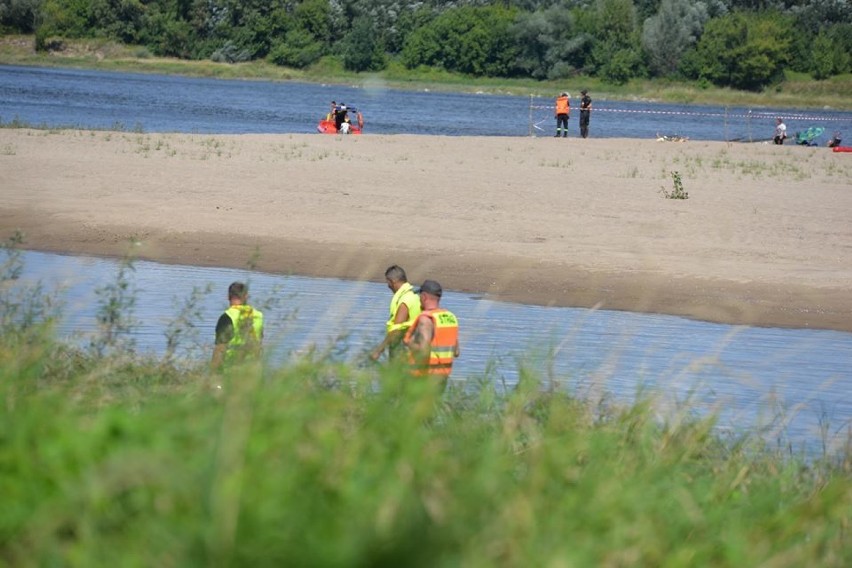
[1,236,850,567]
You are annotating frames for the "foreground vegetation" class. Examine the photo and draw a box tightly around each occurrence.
[2,237,851,566]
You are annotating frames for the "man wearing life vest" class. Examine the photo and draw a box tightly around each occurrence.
[555,92,570,138]
[370,265,422,361]
[403,280,460,381]
[211,281,264,371]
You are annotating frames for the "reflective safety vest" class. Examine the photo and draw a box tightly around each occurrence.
[386,282,422,334]
[403,308,459,376]
[223,304,264,363]
[555,96,570,115]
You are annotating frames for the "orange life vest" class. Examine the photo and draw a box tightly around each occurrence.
[555,96,570,115]
[403,308,459,377]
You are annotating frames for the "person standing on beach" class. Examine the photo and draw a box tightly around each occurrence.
[774,118,787,145]
[370,265,421,361]
[579,89,592,138]
[211,281,264,371]
[403,280,460,383]
[554,92,570,138]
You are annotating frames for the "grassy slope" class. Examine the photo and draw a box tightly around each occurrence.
[1,340,850,567]
[2,34,851,110]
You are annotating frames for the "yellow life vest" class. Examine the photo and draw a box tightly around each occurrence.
[224,304,264,363]
[386,282,421,334]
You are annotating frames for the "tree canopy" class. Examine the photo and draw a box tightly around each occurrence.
[2,0,849,91]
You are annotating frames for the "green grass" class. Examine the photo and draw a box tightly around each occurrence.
[1,236,850,566]
[2,35,851,110]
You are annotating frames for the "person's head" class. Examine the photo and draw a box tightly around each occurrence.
[581,89,587,96]
[776,118,784,124]
[384,265,408,291]
[417,279,442,308]
[228,281,248,304]
[560,92,568,97]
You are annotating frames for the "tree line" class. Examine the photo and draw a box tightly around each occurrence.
[1,0,850,91]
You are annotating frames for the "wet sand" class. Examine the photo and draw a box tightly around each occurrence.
[1,128,850,332]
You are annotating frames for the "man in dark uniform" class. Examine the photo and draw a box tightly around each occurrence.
[579,89,592,139]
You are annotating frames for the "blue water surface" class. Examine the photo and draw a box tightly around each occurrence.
[16,250,852,458]
[2,64,851,141]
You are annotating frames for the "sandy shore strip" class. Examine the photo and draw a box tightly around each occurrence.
[1,128,850,332]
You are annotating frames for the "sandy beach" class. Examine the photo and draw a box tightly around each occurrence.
[1,128,850,332]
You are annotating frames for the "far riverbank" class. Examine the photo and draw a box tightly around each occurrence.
[1,34,851,111]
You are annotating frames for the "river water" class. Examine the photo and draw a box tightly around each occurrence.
[2,64,851,141]
[14,251,852,458]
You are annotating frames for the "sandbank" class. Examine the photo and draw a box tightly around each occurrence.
[1,128,850,332]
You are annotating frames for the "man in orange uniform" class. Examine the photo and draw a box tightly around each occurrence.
[554,92,570,138]
[403,280,460,384]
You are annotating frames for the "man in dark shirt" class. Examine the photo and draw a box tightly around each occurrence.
[579,90,592,139]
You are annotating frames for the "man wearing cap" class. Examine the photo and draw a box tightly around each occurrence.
[403,280,460,382]
[554,92,570,138]
[579,89,592,138]
[370,265,422,361]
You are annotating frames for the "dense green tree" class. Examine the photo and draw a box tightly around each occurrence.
[268,28,324,68]
[511,6,592,79]
[401,5,519,76]
[682,11,793,90]
[0,0,41,32]
[810,23,851,79]
[340,15,386,71]
[591,0,644,83]
[642,0,709,76]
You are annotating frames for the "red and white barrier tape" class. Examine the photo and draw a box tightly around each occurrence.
[529,105,850,122]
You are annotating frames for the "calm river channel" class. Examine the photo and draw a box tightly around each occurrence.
[14,250,852,458]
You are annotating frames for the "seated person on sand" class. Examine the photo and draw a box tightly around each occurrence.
[828,131,842,148]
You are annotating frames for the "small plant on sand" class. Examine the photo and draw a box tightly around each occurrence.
[660,170,689,199]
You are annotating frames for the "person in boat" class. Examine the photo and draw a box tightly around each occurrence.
[211,281,264,372]
[773,118,787,145]
[403,280,460,385]
[828,131,842,148]
[370,265,422,362]
[327,100,337,122]
[335,103,348,132]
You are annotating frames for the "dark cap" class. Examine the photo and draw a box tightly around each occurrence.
[417,279,443,297]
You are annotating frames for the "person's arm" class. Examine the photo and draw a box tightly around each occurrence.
[211,314,233,371]
[453,338,460,358]
[370,303,410,360]
[407,316,434,367]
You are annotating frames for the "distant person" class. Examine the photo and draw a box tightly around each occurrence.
[579,89,592,138]
[773,118,787,145]
[211,281,264,371]
[554,92,570,138]
[827,131,842,148]
[370,265,422,361]
[403,280,460,383]
[327,100,337,122]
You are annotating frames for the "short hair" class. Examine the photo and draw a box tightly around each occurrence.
[228,281,248,300]
[384,265,407,283]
